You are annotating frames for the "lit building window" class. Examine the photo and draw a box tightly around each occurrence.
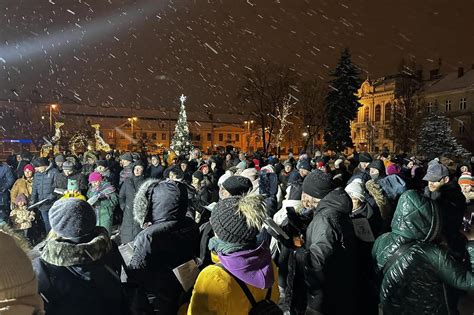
[445,99,451,112]
[385,103,392,122]
[460,98,467,110]
[374,105,381,122]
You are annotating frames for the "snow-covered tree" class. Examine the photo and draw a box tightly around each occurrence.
[324,48,362,152]
[417,111,470,160]
[170,94,193,156]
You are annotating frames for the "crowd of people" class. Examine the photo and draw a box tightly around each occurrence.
[0,147,474,314]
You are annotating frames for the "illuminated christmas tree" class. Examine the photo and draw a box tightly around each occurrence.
[170,94,193,156]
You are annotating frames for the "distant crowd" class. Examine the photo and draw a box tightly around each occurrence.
[0,147,473,314]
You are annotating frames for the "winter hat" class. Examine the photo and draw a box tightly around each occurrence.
[334,158,344,169]
[458,172,473,186]
[31,157,49,168]
[302,170,334,199]
[193,171,204,182]
[241,168,259,181]
[344,179,365,202]
[252,159,261,171]
[120,152,133,162]
[218,171,233,188]
[298,159,312,171]
[210,195,266,244]
[0,231,44,313]
[359,152,372,163]
[23,164,34,173]
[222,176,253,196]
[88,171,103,183]
[368,159,386,176]
[386,164,400,175]
[62,160,75,171]
[423,161,450,182]
[67,179,79,192]
[54,154,66,163]
[49,198,97,241]
[14,193,28,205]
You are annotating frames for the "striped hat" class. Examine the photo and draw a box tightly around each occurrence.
[458,172,473,186]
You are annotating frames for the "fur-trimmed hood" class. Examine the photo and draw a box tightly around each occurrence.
[133,178,188,226]
[40,227,112,267]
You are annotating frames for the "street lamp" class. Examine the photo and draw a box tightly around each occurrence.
[49,104,58,133]
[244,120,254,152]
[128,117,138,144]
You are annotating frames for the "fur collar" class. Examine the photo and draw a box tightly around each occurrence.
[133,178,161,226]
[41,228,111,267]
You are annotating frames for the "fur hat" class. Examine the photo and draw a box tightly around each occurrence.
[302,170,334,199]
[49,198,97,242]
[210,195,266,244]
[222,176,253,196]
[359,152,372,163]
[458,172,473,186]
[88,172,102,183]
[31,157,49,168]
[0,231,44,313]
[344,178,365,202]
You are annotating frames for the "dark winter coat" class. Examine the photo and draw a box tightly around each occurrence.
[119,164,134,187]
[373,190,474,315]
[331,166,351,188]
[33,228,124,315]
[14,159,30,179]
[119,175,145,244]
[0,163,15,207]
[31,164,59,211]
[147,164,164,179]
[129,179,199,314]
[305,187,356,315]
[53,171,88,195]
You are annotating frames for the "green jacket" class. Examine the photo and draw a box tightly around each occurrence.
[87,182,118,234]
[372,190,474,315]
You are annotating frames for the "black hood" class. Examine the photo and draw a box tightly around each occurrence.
[368,159,386,178]
[315,187,352,216]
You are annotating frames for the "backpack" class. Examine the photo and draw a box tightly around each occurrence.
[217,264,283,315]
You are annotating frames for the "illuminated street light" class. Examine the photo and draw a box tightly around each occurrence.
[128,117,138,144]
[49,104,58,133]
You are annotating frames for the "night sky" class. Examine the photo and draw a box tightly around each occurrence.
[1,0,473,113]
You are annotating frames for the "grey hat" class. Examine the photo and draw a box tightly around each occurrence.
[120,152,133,162]
[62,161,75,171]
[423,162,450,182]
[49,198,97,242]
[54,155,66,163]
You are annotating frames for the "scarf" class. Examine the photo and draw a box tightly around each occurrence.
[208,236,253,255]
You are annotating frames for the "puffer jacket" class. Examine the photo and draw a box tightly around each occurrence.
[32,227,124,315]
[129,179,199,314]
[373,190,474,315]
[31,164,59,211]
[10,176,34,204]
[305,187,357,315]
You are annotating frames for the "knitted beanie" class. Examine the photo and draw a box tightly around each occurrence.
[302,170,334,199]
[23,164,34,173]
[222,176,253,196]
[344,178,365,202]
[62,161,75,171]
[0,231,44,313]
[49,198,97,241]
[88,171,102,183]
[459,172,473,186]
[298,159,312,171]
[54,154,66,163]
[386,164,400,175]
[359,152,372,163]
[210,195,265,244]
[193,171,204,182]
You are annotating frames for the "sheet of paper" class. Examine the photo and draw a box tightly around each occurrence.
[173,259,200,291]
[352,217,375,242]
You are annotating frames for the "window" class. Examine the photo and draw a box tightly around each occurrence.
[227,133,232,140]
[364,106,369,122]
[445,99,451,112]
[460,98,467,110]
[162,133,166,140]
[385,103,392,122]
[235,134,239,141]
[195,134,201,141]
[152,133,157,140]
[142,132,147,139]
[374,105,381,122]
[427,102,433,113]
[459,122,465,135]
[207,133,212,141]
[133,132,137,139]
[219,133,223,141]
